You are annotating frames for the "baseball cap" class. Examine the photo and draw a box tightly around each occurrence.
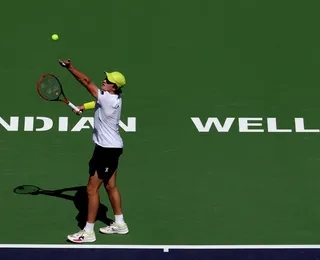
[105,71,126,88]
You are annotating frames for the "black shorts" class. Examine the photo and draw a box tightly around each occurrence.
[89,145,123,181]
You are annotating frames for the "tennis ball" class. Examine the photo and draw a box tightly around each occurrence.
[51,34,59,41]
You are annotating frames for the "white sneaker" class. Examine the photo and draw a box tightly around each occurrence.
[100,222,129,234]
[67,230,96,243]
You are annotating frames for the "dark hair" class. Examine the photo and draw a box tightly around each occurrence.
[113,85,122,96]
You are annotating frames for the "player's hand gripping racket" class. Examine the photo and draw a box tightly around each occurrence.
[36,73,82,114]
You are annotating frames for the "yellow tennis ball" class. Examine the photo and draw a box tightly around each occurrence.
[51,34,59,41]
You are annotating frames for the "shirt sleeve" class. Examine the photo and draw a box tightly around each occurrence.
[98,90,112,107]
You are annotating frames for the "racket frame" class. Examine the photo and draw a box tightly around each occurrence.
[37,73,82,114]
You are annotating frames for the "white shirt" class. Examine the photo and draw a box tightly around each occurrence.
[92,90,123,148]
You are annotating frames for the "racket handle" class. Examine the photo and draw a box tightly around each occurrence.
[68,101,82,114]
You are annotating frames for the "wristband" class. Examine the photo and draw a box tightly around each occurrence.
[84,101,96,110]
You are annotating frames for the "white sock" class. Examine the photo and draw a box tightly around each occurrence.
[115,214,125,225]
[84,222,94,233]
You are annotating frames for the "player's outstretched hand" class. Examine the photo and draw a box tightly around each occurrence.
[58,59,71,68]
[73,105,84,115]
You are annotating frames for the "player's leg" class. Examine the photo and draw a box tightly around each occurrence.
[67,145,104,243]
[100,170,129,234]
[105,170,123,215]
[85,171,104,229]
[100,150,129,235]
[67,172,104,243]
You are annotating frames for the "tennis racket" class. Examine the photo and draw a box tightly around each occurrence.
[36,73,82,114]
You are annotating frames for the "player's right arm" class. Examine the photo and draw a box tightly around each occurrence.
[72,101,96,115]
[58,59,98,99]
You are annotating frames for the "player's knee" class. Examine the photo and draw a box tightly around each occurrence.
[106,183,116,192]
[87,184,98,196]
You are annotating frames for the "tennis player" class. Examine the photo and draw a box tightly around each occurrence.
[58,59,129,243]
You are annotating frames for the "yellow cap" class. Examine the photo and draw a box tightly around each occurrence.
[105,71,126,88]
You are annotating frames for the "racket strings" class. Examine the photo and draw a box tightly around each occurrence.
[39,76,62,100]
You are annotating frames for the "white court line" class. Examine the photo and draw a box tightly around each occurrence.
[1,244,320,249]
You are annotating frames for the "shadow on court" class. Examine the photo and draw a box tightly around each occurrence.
[13,185,113,229]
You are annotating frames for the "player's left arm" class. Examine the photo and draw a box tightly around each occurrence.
[58,59,98,99]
